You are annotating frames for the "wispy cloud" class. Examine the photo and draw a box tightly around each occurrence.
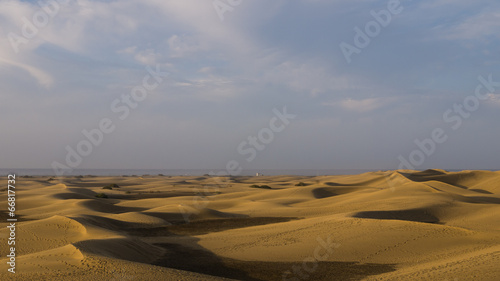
[0,56,53,87]
[445,12,500,40]
[322,97,393,113]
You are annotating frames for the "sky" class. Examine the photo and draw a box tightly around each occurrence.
[1,0,500,173]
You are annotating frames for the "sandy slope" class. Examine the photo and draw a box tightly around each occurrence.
[0,170,499,280]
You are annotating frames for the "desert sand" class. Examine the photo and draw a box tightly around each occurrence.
[1,169,499,280]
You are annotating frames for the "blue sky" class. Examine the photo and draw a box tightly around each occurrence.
[1,0,500,171]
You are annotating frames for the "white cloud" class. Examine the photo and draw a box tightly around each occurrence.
[445,12,500,40]
[144,0,259,57]
[167,34,206,58]
[134,48,161,65]
[0,56,53,87]
[117,46,137,54]
[486,93,500,107]
[198,66,213,73]
[323,97,392,112]
[261,57,358,97]
[171,75,241,101]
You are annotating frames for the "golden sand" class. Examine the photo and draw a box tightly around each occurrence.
[1,170,499,280]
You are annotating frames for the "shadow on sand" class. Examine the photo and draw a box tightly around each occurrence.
[127,217,396,281]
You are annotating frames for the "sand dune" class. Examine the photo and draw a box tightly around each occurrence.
[1,170,499,280]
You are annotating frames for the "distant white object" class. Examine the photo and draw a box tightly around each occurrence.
[256,173,262,176]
